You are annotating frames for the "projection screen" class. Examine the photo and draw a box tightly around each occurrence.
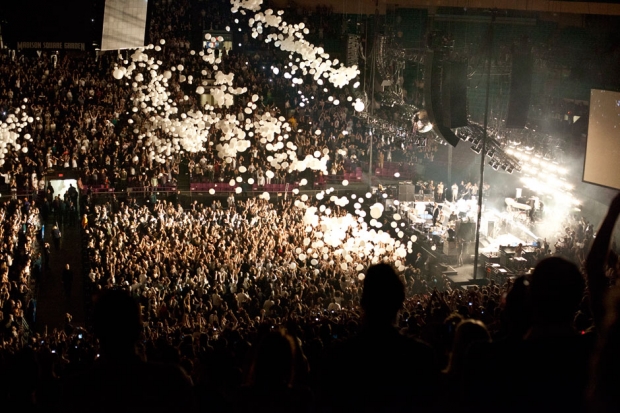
[583,89,620,190]
[101,0,149,51]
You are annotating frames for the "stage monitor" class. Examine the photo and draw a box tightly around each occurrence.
[100,0,149,50]
[584,89,620,190]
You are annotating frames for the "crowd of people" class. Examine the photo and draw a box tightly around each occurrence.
[0,198,41,343]
[0,0,436,196]
[1,187,619,412]
[1,0,620,412]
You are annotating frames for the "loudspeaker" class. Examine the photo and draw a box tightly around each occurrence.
[506,53,533,128]
[457,222,476,241]
[424,51,461,147]
[346,34,361,67]
[398,182,416,202]
[442,60,468,128]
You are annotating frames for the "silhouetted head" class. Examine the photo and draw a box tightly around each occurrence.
[501,275,533,338]
[445,319,491,376]
[530,257,584,325]
[249,330,296,388]
[93,289,142,358]
[361,263,405,325]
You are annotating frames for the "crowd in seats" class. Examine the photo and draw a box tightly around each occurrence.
[0,0,432,199]
[0,198,41,344]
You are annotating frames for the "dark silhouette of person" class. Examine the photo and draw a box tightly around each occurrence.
[51,225,61,250]
[432,203,440,226]
[67,183,78,205]
[236,329,313,413]
[61,264,73,299]
[61,290,195,412]
[589,288,620,413]
[439,319,491,412]
[320,263,438,413]
[43,242,51,270]
[463,258,592,413]
[586,193,620,413]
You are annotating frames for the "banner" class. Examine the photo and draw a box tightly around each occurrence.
[16,42,86,51]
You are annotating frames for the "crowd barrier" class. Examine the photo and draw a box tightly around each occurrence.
[189,182,299,193]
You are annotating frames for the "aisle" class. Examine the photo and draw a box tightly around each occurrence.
[35,219,85,333]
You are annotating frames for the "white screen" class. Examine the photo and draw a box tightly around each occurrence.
[584,89,620,190]
[100,0,148,51]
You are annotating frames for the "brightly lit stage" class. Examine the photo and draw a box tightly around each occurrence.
[403,200,539,286]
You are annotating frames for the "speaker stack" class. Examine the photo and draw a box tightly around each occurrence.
[424,51,468,147]
[398,182,416,202]
[506,52,533,129]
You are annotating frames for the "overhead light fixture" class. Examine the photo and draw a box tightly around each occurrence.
[471,145,482,154]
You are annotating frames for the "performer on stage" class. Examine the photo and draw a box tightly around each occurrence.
[432,203,440,226]
[451,183,458,202]
[471,183,479,198]
[515,243,524,258]
[436,182,444,202]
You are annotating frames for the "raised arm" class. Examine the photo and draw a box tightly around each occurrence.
[586,192,620,328]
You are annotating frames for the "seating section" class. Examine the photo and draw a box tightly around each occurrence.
[374,162,416,179]
[87,184,177,193]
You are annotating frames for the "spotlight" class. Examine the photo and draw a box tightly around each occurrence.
[486,149,495,157]
[487,161,499,170]
[471,145,482,154]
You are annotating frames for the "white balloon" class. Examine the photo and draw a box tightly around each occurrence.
[370,203,384,219]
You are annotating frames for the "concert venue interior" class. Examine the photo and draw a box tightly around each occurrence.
[1,0,620,411]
